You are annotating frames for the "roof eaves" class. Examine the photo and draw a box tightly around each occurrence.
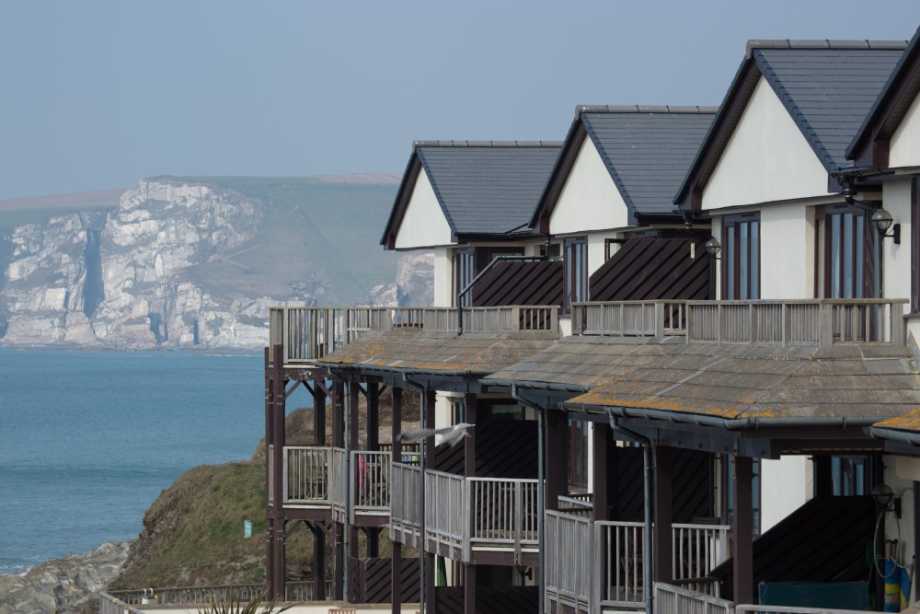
[530,115,587,231]
[580,113,640,224]
[380,150,423,247]
[846,28,920,160]
[413,146,460,236]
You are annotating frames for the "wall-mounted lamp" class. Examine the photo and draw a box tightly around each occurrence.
[704,237,721,259]
[872,483,902,518]
[872,208,901,245]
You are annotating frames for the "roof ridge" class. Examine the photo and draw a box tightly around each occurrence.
[745,38,908,57]
[413,140,563,148]
[576,104,718,115]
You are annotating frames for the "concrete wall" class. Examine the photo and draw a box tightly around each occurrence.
[890,90,920,169]
[549,136,629,235]
[883,455,918,579]
[587,230,623,277]
[760,456,812,532]
[395,168,454,250]
[702,77,830,211]
[432,247,452,308]
[760,203,815,299]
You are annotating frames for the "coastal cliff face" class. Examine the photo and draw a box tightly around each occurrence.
[0,177,433,349]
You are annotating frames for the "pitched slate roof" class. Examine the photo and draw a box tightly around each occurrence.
[318,328,558,377]
[847,27,920,164]
[676,40,908,208]
[534,106,716,229]
[381,141,562,247]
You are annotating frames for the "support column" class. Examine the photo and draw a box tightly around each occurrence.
[545,410,568,511]
[332,378,345,600]
[592,423,610,521]
[463,394,477,614]
[264,348,275,599]
[310,522,326,601]
[363,383,380,558]
[345,381,360,602]
[271,344,287,599]
[733,456,754,604]
[653,445,673,583]
[314,375,326,446]
[423,389,437,614]
[391,387,403,614]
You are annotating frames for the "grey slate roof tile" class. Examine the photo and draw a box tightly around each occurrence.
[579,108,716,217]
[416,141,561,236]
[753,44,906,171]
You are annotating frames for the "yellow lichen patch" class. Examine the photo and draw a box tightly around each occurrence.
[568,391,744,419]
[874,408,920,431]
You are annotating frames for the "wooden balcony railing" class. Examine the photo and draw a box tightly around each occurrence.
[106,580,333,608]
[573,299,908,347]
[269,304,560,366]
[389,463,540,562]
[655,583,734,614]
[544,513,730,613]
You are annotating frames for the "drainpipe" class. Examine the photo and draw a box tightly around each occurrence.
[512,385,547,614]
[608,409,654,614]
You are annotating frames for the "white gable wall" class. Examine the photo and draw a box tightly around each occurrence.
[890,90,920,169]
[549,136,630,235]
[394,168,455,250]
[702,77,830,210]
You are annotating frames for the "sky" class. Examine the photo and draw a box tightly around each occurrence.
[1,1,919,199]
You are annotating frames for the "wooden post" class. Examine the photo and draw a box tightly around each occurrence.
[346,381,360,602]
[333,520,344,600]
[310,523,326,601]
[271,344,286,600]
[314,375,326,446]
[391,387,403,614]
[653,445,673,583]
[733,456,755,603]
[545,410,568,511]
[463,394,477,614]
[424,389,437,614]
[592,423,610,521]
[333,379,345,448]
[264,349,275,599]
[368,382,380,451]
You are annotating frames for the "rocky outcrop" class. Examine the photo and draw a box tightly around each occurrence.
[0,542,130,614]
[0,177,428,349]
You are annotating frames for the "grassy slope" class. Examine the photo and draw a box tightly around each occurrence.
[110,392,420,590]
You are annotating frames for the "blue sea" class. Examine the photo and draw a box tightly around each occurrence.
[0,348,273,574]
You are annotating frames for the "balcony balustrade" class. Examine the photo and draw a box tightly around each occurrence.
[389,462,540,563]
[544,510,730,613]
[572,298,908,347]
[269,304,560,367]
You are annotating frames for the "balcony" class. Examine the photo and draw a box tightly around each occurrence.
[389,463,540,564]
[544,510,729,612]
[268,304,561,368]
[572,298,908,347]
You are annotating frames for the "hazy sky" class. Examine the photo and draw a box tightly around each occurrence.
[1,1,919,199]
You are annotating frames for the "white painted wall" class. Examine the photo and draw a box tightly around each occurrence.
[890,90,920,169]
[760,203,815,299]
[549,136,629,235]
[883,179,913,302]
[587,230,623,276]
[760,456,812,532]
[702,77,830,211]
[394,168,455,250]
[432,247,452,307]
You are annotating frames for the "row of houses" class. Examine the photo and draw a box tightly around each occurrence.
[258,30,920,614]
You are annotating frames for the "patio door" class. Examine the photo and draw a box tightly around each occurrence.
[819,205,881,300]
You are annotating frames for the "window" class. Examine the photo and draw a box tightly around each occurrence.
[539,242,561,259]
[567,418,589,492]
[604,238,623,262]
[454,248,474,307]
[564,237,588,309]
[819,206,881,299]
[722,214,761,300]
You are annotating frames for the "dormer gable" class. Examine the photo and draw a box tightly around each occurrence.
[677,39,907,211]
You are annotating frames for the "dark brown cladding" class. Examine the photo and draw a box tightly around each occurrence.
[589,234,712,301]
[471,259,563,307]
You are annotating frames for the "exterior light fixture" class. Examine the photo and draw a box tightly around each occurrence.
[872,208,901,244]
[704,237,721,258]
[872,483,901,517]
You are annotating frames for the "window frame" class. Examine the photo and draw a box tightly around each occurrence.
[817,203,882,300]
[564,236,589,311]
[721,213,761,300]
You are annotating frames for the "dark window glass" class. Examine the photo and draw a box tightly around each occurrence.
[564,237,588,309]
[722,215,761,300]
[454,249,475,306]
[824,207,880,300]
[723,455,761,535]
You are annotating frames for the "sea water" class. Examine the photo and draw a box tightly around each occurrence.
[0,348,277,574]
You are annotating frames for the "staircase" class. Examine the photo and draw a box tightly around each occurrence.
[710,496,876,600]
